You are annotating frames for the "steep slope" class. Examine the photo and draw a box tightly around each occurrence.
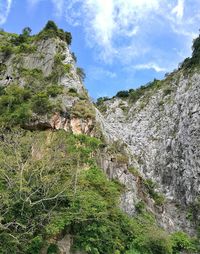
[0,22,199,254]
[0,23,95,135]
[96,65,200,234]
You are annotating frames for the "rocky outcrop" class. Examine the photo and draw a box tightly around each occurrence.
[50,112,95,135]
[41,234,85,254]
[0,37,84,94]
[23,112,95,136]
[96,71,200,234]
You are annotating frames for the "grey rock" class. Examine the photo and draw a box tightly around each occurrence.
[96,71,200,234]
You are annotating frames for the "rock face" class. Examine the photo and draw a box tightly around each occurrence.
[50,112,95,135]
[96,71,200,234]
[0,37,84,94]
[23,112,95,135]
[0,34,96,136]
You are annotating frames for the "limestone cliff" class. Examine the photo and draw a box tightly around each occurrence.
[0,29,96,135]
[0,22,200,254]
[96,69,200,234]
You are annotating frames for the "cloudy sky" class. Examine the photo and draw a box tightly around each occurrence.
[0,0,199,98]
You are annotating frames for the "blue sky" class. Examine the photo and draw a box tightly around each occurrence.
[0,0,200,99]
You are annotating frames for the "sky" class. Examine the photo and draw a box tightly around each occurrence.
[0,0,200,99]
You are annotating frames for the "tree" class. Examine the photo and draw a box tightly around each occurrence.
[22,27,32,37]
[116,90,129,98]
[44,20,58,31]
[76,67,86,82]
[65,31,72,45]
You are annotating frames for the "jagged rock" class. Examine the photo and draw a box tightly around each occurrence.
[96,71,200,234]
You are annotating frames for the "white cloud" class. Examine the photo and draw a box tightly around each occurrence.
[171,0,184,20]
[133,63,167,73]
[63,0,200,65]
[65,0,161,62]
[26,0,200,71]
[0,0,12,24]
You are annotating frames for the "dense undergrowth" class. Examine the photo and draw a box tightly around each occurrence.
[0,129,198,254]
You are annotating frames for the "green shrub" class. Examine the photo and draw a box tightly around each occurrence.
[26,236,43,254]
[170,231,194,253]
[46,85,63,97]
[68,87,78,97]
[36,21,72,44]
[0,85,32,125]
[163,88,173,96]
[17,43,37,53]
[65,31,72,45]
[143,179,165,206]
[63,63,71,73]
[116,153,129,164]
[72,52,77,62]
[43,20,58,32]
[181,33,200,69]
[68,87,77,94]
[128,167,141,177]
[76,67,86,82]
[135,201,146,213]
[47,243,59,254]
[31,92,52,114]
[132,226,172,254]
[96,97,109,113]
[71,101,95,119]
[0,44,14,58]
[116,90,129,98]
[0,63,6,74]
[126,249,143,254]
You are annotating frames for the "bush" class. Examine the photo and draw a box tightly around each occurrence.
[26,236,43,254]
[17,43,37,54]
[47,244,59,254]
[31,92,52,115]
[181,33,200,69]
[163,88,173,96]
[37,21,72,44]
[116,153,129,164]
[143,179,165,206]
[43,20,58,32]
[76,67,86,82]
[65,31,72,45]
[71,100,95,119]
[46,85,63,97]
[128,167,141,177]
[0,44,14,58]
[0,85,32,125]
[72,52,77,62]
[22,27,32,37]
[116,90,129,98]
[170,231,194,253]
[0,63,6,75]
[135,201,146,213]
[132,226,172,254]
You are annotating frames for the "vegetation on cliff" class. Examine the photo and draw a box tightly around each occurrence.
[0,22,199,254]
[0,129,197,254]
